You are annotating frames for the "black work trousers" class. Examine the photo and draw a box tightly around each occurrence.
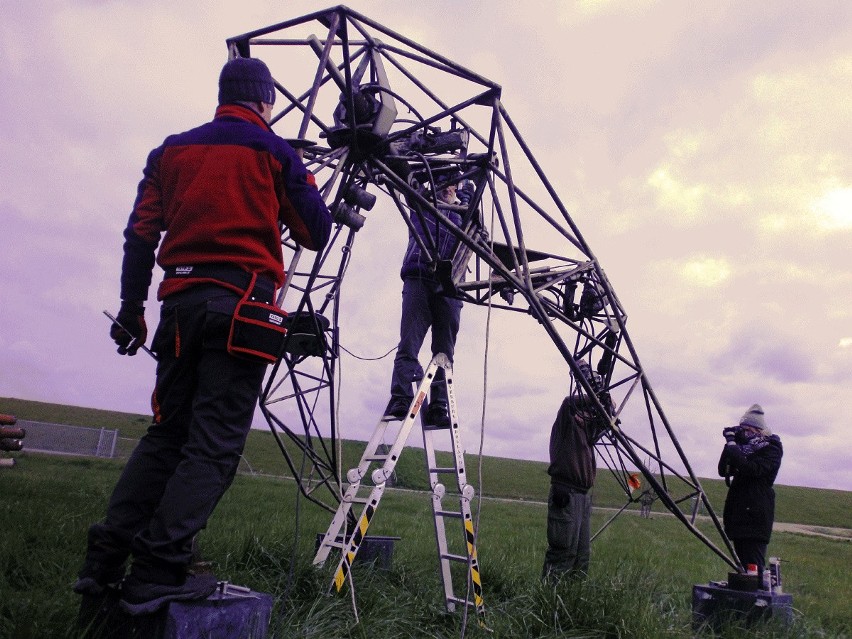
[542,484,592,580]
[733,538,769,574]
[84,287,267,584]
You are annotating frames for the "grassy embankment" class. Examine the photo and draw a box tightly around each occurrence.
[1,397,850,638]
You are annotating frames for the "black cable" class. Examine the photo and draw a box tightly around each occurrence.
[338,344,397,361]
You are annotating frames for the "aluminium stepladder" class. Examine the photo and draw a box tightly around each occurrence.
[313,353,485,619]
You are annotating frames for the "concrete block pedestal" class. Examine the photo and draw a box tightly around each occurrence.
[692,583,793,632]
[78,583,273,639]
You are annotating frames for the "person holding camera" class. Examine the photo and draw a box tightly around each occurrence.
[74,57,331,615]
[718,404,783,574]
[542,363,613,581]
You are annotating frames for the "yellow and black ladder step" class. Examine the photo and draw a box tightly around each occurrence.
[333,498,379,592]
[463,517,485,615]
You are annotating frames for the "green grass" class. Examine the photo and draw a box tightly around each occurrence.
[1,453,850,638]
[4,397,850,529]
[1,398,850,637]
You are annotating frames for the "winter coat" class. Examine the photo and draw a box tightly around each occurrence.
[717,435,783,542]
[547,394,609,493]
[399,202,462,281]
[121,104,331,302]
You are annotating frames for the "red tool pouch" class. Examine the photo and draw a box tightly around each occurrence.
[227,273,287,363]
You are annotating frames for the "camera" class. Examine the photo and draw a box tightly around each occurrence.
[723,425,756,445]
[391,126,469,156]
[734,426,757,445]
[575,360,615,415]
[579,281,605,318]
[333,203,366,231]
[333,184,376,231]
[575,360,604,394]
[344,184,377,211]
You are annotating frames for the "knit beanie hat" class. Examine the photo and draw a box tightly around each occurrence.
[739,403,771,435]
[218,57,276,105]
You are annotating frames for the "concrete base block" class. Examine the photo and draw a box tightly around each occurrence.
[316,534,401,570]
[692,583,793,631]
[78,583,273,639]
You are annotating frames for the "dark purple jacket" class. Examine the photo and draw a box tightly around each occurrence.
[399,203,463,281]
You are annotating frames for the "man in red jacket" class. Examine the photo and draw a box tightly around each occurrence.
[75,57,331,615]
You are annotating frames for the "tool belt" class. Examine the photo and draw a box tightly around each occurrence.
[227,272,287,363]
[164,265,285,363]
[163,264,276,302]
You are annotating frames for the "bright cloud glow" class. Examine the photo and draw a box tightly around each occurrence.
[647,166,707,219]
[681,257,732,287]
[664,130,706,159]
[840,337,852,348]
[811,186,852,230]
[575,0,622,14]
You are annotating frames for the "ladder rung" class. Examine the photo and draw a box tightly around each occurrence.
[429,466,456,473]
[343,495,370,504]
[447,595,477,607]
[322,538,347,549]
[435,509,462,518]
[364,454,389,462]
[441,552,469,563]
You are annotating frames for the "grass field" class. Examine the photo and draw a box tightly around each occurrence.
[1,398,850,638]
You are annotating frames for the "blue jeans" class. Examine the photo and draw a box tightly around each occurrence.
[390,277,462,404]
[542,484,592,579]
[83,287,267,584]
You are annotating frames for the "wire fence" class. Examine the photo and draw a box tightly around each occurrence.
[9,422,259,473]
[14,420,120,459]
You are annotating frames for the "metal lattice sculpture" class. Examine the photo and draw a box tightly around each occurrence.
[227,5,741,572]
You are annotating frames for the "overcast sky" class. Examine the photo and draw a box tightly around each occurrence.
[1,1,850,492]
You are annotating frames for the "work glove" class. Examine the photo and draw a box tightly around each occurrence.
[110,301,147,356]
[722,427,738,444]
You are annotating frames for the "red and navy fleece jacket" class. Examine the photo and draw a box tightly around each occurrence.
[120,104,332,302]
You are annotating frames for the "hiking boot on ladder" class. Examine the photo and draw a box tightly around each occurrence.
[424,402,451,428]
[383,396,412,421]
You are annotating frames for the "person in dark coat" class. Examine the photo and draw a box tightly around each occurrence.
[542,364,613,580]
[718,404,783,574]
